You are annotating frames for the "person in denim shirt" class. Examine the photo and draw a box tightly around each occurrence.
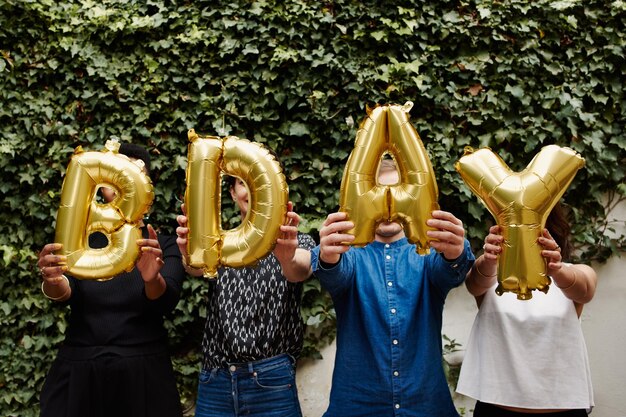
[311,160,475,417]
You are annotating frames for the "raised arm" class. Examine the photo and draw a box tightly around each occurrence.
[539,228,597,306]
[273,202,314,282]
[38,243,71,302]
[175,203,204,277]
[466,226,598,311]
[317,212,355,267]
[465,225,501,300]
[136,224,168,300]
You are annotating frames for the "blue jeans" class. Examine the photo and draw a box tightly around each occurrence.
[195,354,302,417]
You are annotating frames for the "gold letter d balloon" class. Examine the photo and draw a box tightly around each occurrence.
[455,145,584,300]
[185,129,288,278]
[54,140,154,280]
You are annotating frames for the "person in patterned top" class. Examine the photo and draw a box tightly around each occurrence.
[176,175,314,417]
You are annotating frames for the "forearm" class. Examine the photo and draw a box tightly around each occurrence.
[144,274,167,300]
[552,263,597,304]
[42,276,72,302]
[281,248,312,283]
[465,255,497,297]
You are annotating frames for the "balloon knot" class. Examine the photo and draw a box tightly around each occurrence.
[105,138,121,153]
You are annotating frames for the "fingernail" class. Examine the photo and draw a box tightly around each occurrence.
[137,239,145,245]
[61,266,68,272]
[141,247,150,252]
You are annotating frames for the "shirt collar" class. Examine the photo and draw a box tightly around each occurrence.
[370,237,409,248]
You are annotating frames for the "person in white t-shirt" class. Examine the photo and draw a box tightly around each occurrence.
[457,202,597,417]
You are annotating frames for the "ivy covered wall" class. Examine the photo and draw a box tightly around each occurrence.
[1,1,624,415]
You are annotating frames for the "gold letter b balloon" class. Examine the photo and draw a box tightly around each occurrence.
[455,145,585,300]
[54,140,154,280]
[339,102,439,254]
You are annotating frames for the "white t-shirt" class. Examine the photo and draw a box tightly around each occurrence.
[456,280,594,410]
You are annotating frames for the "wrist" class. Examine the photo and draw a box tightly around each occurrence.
[144,273,163,286]
[182,256,204,276]
[42,275,71,301]
[319,256,340,270]
[554,265,577,290]
[472,258,497,288]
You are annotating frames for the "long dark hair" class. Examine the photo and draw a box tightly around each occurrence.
[546,201,572,261]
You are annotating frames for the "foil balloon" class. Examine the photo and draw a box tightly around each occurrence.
[455,145,585,300]
[339,101,439,254]
[54,139,154,280]
[185,129,289,278]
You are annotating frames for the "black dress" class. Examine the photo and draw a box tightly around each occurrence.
[40,229,185,417]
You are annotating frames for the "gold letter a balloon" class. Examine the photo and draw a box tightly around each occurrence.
[339,102,439,254]
[455,145,585,300]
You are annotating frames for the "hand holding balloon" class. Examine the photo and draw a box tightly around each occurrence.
[426,210,466,261]
[318,212,355,266]
[538,229,563,276]
[38,243,71,302]
[176,204,203,277]
[136,225,164,279]
[273,202,299,266]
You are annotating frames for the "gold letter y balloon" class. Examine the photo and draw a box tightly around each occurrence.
[339,102,439,254]
[455,145,585,299]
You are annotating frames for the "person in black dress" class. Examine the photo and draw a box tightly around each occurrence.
[37,143,185,417]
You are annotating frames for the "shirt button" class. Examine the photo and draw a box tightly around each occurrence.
[395,404,400,409]
[393,339,398,345]
[391,308,397,314]
[387,281,393,287]
[451,263,458,269]
[229,365,236,372]
[385,244,390,248]
[386,255,391,260]
[393,371,399,376]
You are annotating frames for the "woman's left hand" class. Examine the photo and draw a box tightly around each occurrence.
[273,202,299,264]
[538,228,563,274]
[136,224,165,283]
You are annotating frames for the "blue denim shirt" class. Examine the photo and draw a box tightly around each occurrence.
[311,237,474,417]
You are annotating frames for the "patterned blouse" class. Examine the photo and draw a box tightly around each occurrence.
[201,233,316,369]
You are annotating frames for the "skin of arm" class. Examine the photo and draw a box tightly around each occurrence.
[136,224,168,300]
[272,202,313,282]
[38,243,71,302]
[426,210,466,261]
[39,225,170,302]
[466,225,597,311]
[317,212,355,266]
[175,204,205,278]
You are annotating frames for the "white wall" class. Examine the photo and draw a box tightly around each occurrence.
[297,201,626,417]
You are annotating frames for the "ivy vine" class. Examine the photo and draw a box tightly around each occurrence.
[1,0,624,415]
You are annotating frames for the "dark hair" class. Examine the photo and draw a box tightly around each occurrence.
[224,174,236,188]
[119,143,151,176]
[546,201,572,260]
